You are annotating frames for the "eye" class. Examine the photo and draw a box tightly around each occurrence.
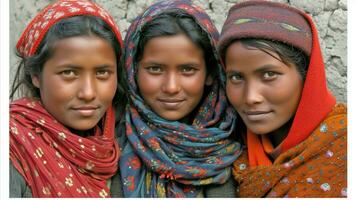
[180,66,197,75]
[96,69,111,79]
[146,66,163,74]
[262,71,278,80]
[60,70,77,79]
[228,73,244,84]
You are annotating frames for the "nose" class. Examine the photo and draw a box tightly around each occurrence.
[162,72,181,94]
[77,75,96,101]
[244,81,264,106]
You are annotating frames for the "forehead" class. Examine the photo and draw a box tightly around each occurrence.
[142,34,203,57]
[42,36,117,71]
[51,36,112,53]
[225,41,285,70]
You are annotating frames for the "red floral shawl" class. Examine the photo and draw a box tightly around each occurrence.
[10,98,119,197]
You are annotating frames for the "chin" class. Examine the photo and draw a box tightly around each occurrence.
[160,115,181,121]
[70,121,99,131]
[246,125,271,135]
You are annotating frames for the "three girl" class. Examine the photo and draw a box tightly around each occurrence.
[218,0,347,197]
[10,0,123,197]
[10,0,347,198]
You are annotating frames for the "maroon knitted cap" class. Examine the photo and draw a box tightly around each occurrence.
[218,0,312,59]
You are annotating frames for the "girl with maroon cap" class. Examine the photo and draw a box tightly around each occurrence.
[9,0,124,197]
[218,0,346,197]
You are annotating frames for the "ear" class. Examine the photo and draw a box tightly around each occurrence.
[205,75,213,86]
[31,74,41,89]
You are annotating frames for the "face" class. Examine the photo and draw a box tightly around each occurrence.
[138,34,211,121]
[225,41,303,135]
[32,36,117,131]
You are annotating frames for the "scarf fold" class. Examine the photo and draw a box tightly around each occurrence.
[10,98,120,197]
[233,104,347,197]
[120,0,241,197]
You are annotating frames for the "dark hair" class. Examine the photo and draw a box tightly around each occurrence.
[136,9,218,79]
[238,38,309,80]
[10,15,125,107]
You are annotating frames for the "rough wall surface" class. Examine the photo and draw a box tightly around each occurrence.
[9,0,347,102]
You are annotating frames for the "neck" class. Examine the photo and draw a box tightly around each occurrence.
[179,113,194,124]
[69,127,95,137]
[267,118,294,148]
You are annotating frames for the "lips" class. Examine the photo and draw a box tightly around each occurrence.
[157,98,185,110]
[71,105,100,117]
[243,110,272,121]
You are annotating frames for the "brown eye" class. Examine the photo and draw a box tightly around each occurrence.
[96,69,111,79]
[262,71,278,80]
[228,73,244,84]
[181,66,196,75]
[146,66,163,74]
[60,70,77,79]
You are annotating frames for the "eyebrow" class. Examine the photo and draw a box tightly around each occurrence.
[226,64,281,74]
[140,61,166,67]
[55,63,115,69]
[253,64,281,73]
[141,61,201,68]
[178,63,201,68]
[94,64,115,69]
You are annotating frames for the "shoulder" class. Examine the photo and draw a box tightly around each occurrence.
[110,170,124,197]
[321,103,347,133]
[9,161,33,198]
[204,175,237,197]
[327,103,347,117]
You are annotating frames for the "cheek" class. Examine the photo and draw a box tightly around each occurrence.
[226,84,243,108]
[40,77,71,102]
[277,77,302,100]
[99,78,118,101]
[181,75,206,95]
[137,71,161,96]
[266,78,303,110]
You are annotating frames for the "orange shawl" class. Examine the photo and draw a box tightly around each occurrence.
[233,104,347,197]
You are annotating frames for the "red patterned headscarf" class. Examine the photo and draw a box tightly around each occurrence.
[10,0,122,197]
[16,0,123,57]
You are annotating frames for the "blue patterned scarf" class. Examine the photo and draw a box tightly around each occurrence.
[119,0,241,197]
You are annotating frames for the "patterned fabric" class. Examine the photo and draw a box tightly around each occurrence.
[10,0,123,197]
[16,0,123,57]
[233,104,347,197]
[220,1,346,197]
[10,98,120,197]
[119,0,241,197]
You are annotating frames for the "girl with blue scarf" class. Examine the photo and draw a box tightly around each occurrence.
[117,0,242,197]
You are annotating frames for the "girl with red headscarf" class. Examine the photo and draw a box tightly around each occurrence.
[218,0,347,197]
[10,0,124,197]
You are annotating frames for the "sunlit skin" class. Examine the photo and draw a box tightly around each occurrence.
[225,41,303,146]
[32,36,117,132]
[138,34,212,121]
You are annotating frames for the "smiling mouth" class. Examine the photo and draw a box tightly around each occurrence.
[244,110,272,121]
[71,106,100,117]
[157,99,185,109]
